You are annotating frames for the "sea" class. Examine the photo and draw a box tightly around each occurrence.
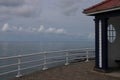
[0,41,95,80]
[0,41,94,57]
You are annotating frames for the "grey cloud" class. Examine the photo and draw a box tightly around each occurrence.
[0,0,24,7]
[0,0,41,19]
[0,7,33,18]
[59,0,83,16]
[59,0,100,16]
[13,5,35,17]
[63,5,79,16]
[0,15,10,22]
[59,0,82,8]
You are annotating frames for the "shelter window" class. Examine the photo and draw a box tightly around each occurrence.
[107,24,116,43]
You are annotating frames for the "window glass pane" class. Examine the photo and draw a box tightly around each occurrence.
[113,31,116,36]
[109,31,112,36]
[107,31,109,36]
[107,24,116,43]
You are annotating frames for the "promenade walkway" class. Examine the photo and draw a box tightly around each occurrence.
[12,61,120,80]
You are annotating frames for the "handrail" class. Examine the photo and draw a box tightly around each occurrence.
[0,48,95,78]
[20,59,44,65]
[0,63,18,69]
[47,55,66,60]
[0,48,94,60]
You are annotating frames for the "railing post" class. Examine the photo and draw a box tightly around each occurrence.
[16,55,22,77]
[42,52,48,70]
[65,52,69,65]
[85,49,89,62]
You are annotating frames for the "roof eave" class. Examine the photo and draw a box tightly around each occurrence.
[84,7,120,16]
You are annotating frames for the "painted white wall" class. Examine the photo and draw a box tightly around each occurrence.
[108,16,120,67]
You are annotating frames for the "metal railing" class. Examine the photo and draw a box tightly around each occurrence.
[0,48,95,78]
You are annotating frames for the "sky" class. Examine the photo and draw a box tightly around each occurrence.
[0,0,102,41]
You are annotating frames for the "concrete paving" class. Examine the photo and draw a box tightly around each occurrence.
[11,61,120,80]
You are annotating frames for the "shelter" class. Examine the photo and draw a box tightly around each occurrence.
[83,0,120,72]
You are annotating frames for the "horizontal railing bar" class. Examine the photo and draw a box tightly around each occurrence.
[0,59,45,69]
[20,64,43,71]
[69,53,86,56]
[0,69,18,76]
[0,60,66,76]
[0,54,95,69]
[21,59,44,65]
[88,53,95,55]
[69,51,86,53]
[0,52,44,60]
[0,63,18,69]
[0,48,95,78]
[47,55,66,60]
[0,55,21,60]
[0,48,94,60]
[86,49,95,51]
[86,49,97,51]
[71,56,86,59]
[88,56,95,58]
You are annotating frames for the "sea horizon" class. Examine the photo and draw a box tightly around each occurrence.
[0,40,95,57]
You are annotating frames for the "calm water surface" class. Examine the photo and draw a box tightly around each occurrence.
[0,41,94,57]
